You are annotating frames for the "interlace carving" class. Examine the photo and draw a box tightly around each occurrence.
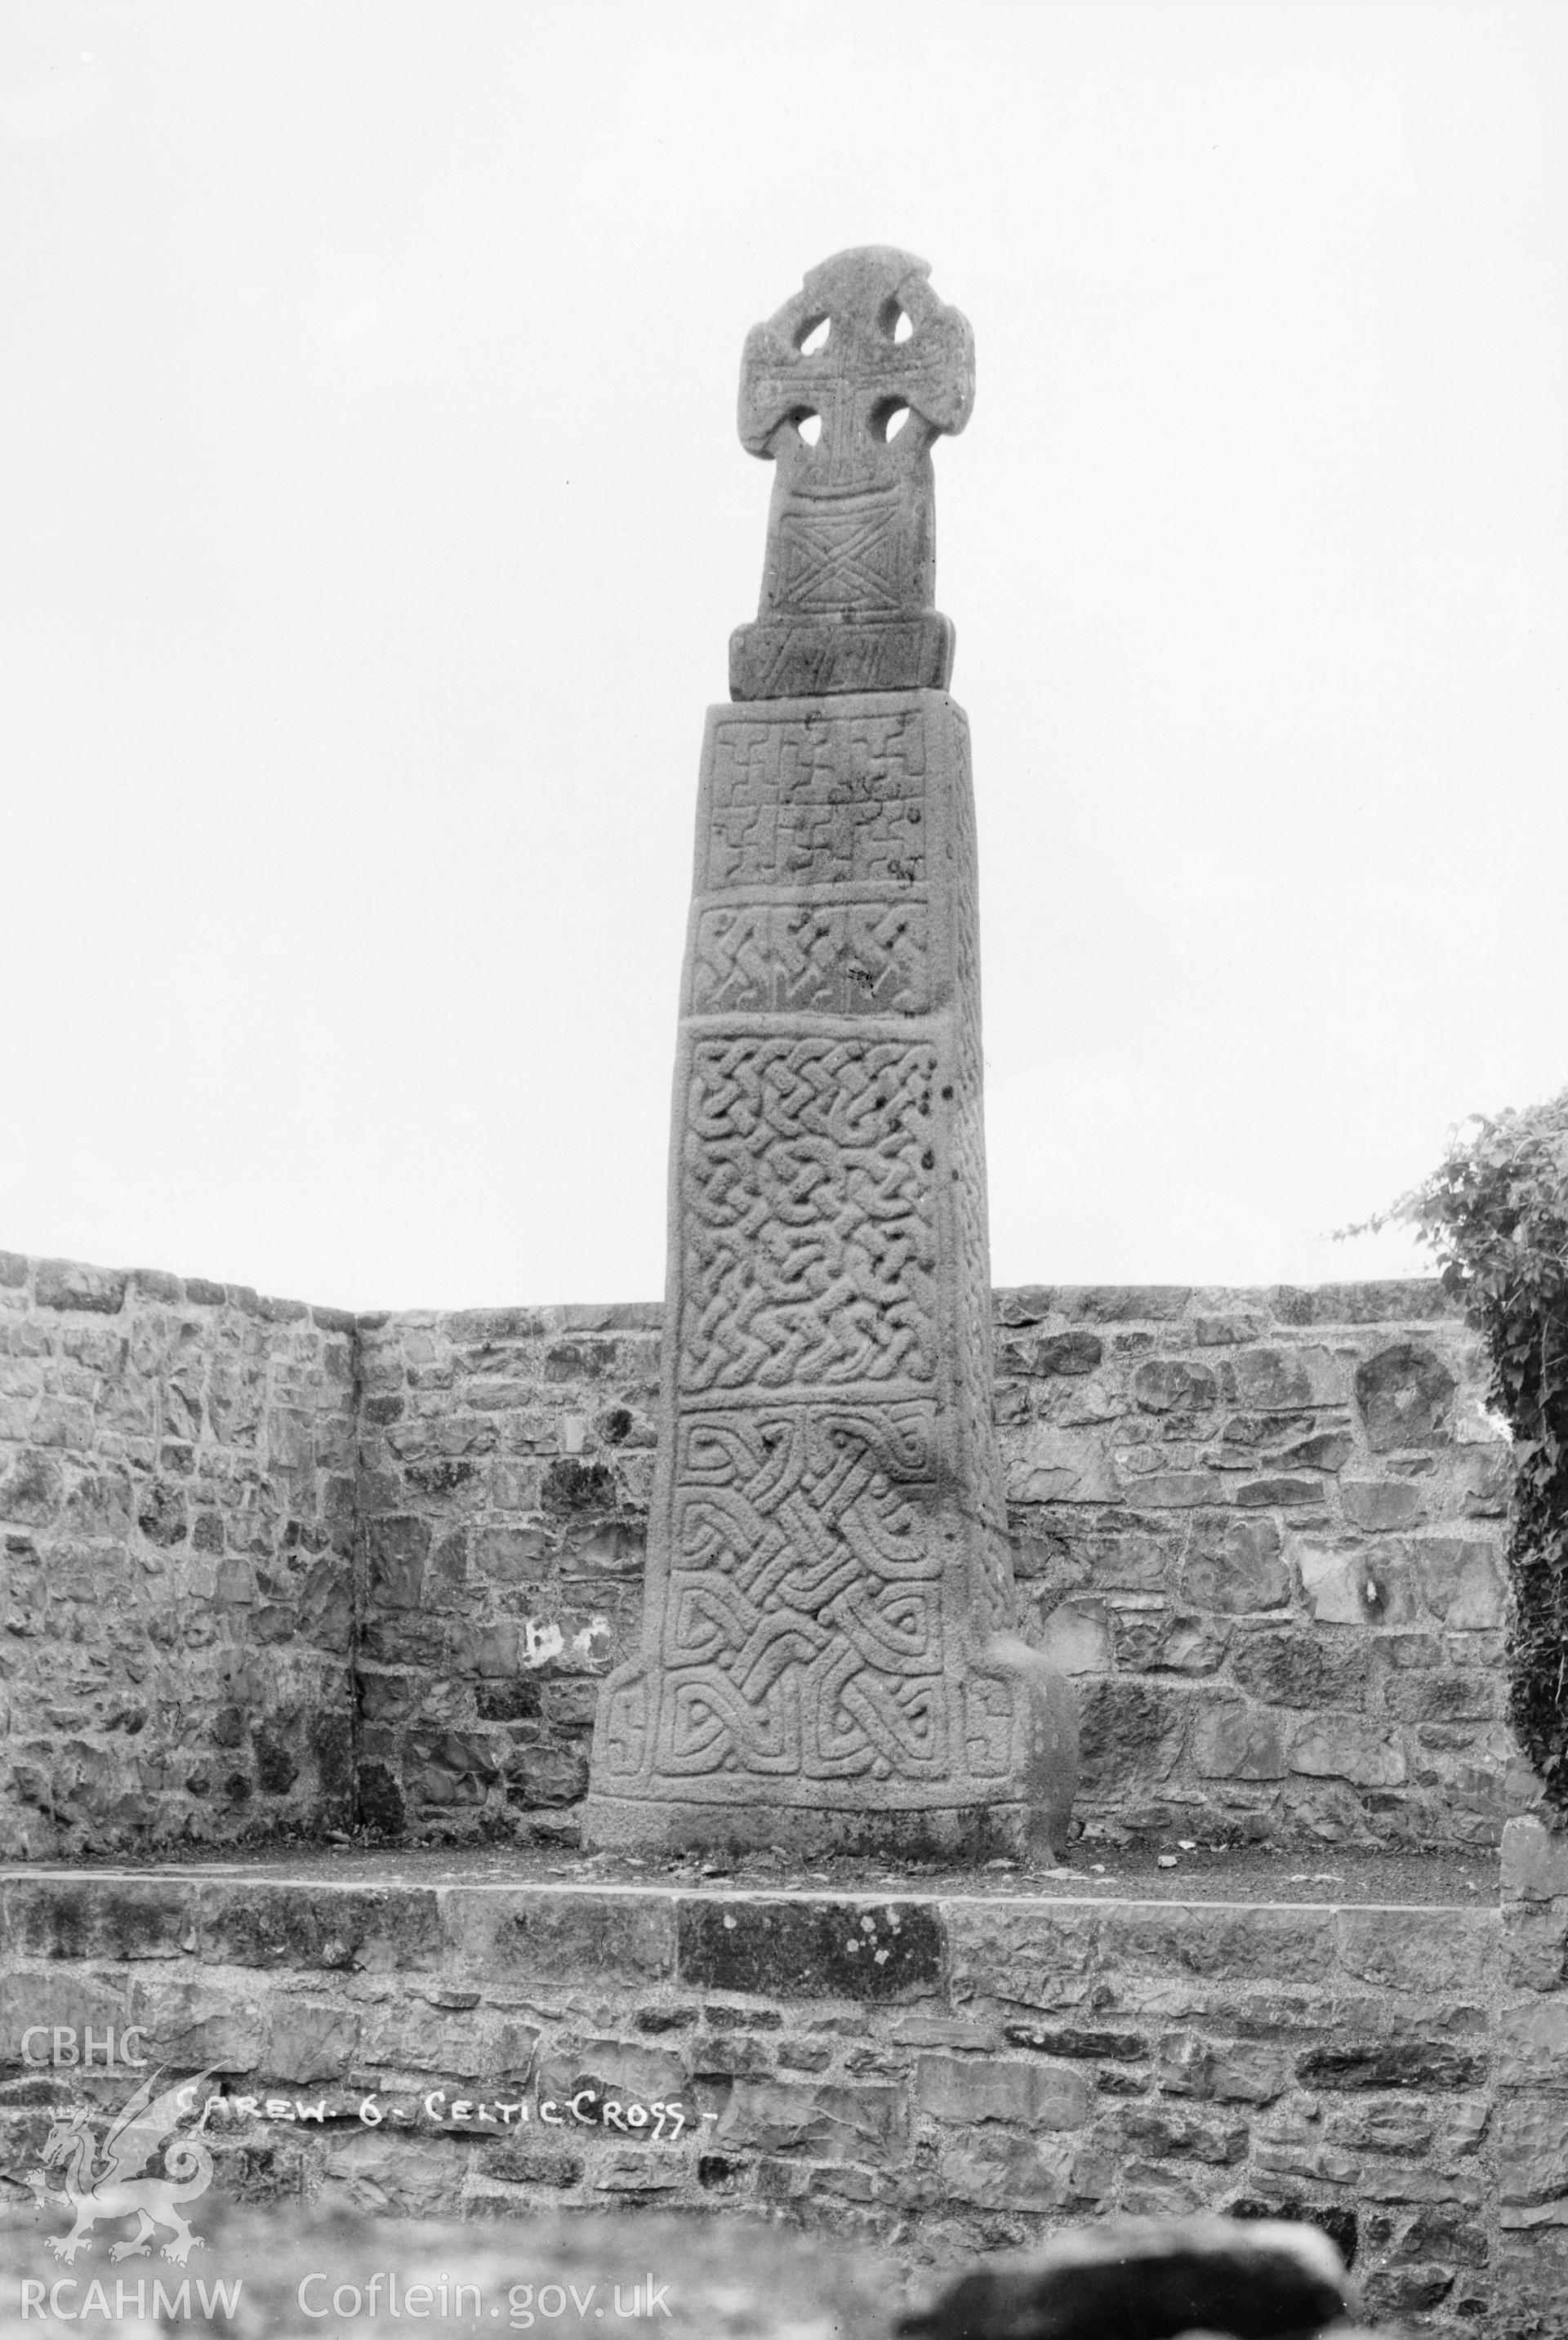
[585,253,1021,1849]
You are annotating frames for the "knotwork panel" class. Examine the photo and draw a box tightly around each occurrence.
[690,898,929,1018]
[656,1406,949,1787]
[678,1035,938,1394]
[704,709,928,890]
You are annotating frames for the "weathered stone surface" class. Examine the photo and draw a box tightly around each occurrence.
[1298,1543,1414,1626]
[1228,1629,1367,1709]
[936,2129,1079,2210]
[1032,1598,1114,1675]
[1296,2039,1487,2089]
[1503,1813,1568,1901]
[729,247,972,699]
[1408,1533,1507,1628]
[1334,1906,1496,1995]
[1076,1679,1187,1794]
[1288,1718,1408,1788]
[679,1897,942,2001]
[915,2053,1092,2128]
[987,1636,1079,1856]
[585,255,1027,1858]
[1191,1701,1286,1780]
[1155,2032,1288,2104]
[719,2078,906,2160]
[1181,1513,1290,1612]
[1340,1478,1427,1531]
[446,1888,675,1983]
[35,1257,127,1313]
[1354,1341,1457,1451]
[0,1237,1512,1861]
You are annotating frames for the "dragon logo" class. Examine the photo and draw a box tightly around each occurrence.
[26,2066,217,2265]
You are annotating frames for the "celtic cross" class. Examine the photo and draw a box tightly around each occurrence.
[729,247,975,699]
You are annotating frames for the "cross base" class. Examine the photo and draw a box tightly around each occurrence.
[582,1790,1028,1861]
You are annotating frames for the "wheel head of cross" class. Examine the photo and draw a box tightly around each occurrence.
[733,248,973,692]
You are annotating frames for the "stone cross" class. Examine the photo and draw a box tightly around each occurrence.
[585,251,1040,1858]
[730,247,974,702]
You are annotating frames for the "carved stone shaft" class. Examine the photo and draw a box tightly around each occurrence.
[584,255,1024,1855]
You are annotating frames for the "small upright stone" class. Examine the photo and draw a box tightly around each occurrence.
[584,250,1028,1857]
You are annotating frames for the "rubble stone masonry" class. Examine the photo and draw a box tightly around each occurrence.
[0,1252,356,1857]
[0,1866,1512,2329]
[0,1253,1534,1854]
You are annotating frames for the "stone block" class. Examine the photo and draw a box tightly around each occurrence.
[1013,1425,1124,1504]
[1191,1700,1287,1780]
[1132,1359,1218,1414]
[266,1999,362,2083]
[447,1888,675,1983]
[2,1877,199,1963]
[1407,1534,1507,1628]
[1228,1629,1367,1709]
[1220,1347,1348,1411]
[199,1883,445,1974]
[938,2130,1078,2209]
[1334,1907,1496,1995]
[1116,1611,1231,1675]
[678,1897,942,2002]
[1498,2096,1568,2207]
[1125,1472,1219,1507]
[366,1515,430,1609]
[1503,1815,1568,1901]
[1154,2033,1287,2104]
[1496,1996,1568,2084]
[1181,1513,1290,1612]
[1288,1718,1407,1788]
[321,2131,466,2219]
[1032,1597,1113,1675]
[1065,1286,1194,1322]
[719,2079,905,2162]
[36,1259,127,1314]
[1124,2105,1249,2162]
[1004,2022,1148,2060]
[1076,1678,1187,1792]
[945,1901,1098,2008]
[1295,2039,1486,2090]
[1034,1331,1110,1379]
[1340,1478,1427,1531]
[1354,1343,1457,1451]
[127,1976,267,2072]
[1107,1905,1334,1985]
[915,2053,1092,2128]
[985,1636,1079,1856]
[1298,1543,1415,1626]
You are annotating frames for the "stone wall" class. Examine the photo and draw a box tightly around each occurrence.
[358,1281,1527,1852]
[0,1253,356,1857]
[354,1302,662,1839]
[4,1253,1531,1854]
[1494,1814,1568,2328]
[996,1283,1526,1852]
[0,1868,1502,2329]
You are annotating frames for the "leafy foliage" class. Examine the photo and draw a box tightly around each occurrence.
[1379,1088,1568,1805]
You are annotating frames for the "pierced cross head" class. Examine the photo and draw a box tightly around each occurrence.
[730,247,974,701]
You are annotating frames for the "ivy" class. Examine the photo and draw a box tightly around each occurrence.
[1365,1087,1568,1807]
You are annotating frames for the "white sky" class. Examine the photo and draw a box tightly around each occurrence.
[2,1,1565,1312]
